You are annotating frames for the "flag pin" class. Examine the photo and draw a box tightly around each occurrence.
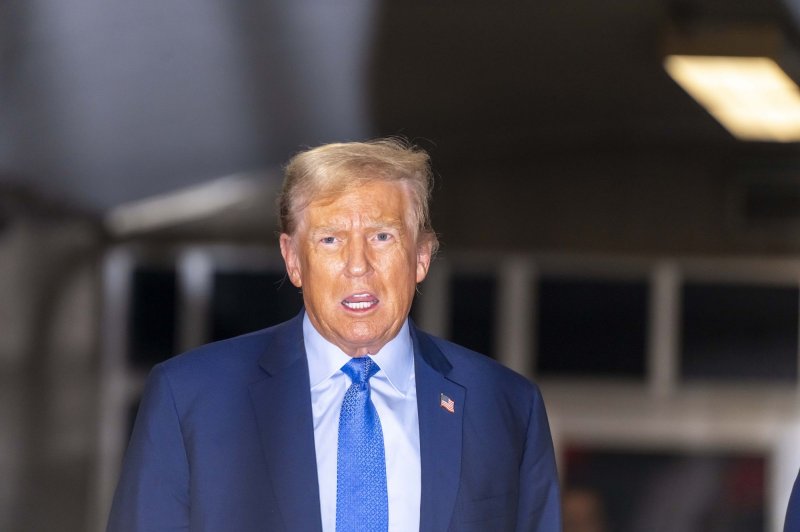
[440,393,455,413]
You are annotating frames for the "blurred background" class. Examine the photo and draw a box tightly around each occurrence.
[4,0,800,530]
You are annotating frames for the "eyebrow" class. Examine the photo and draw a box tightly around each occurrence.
[365,219,405,231]
[309,218,406,235]
[309,226,342,236]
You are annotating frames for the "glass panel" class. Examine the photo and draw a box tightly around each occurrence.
[449,273,496,358]
[681,282,798,382]
[537,276,648,377]
[210,271,304,341]
[128,267,177,368]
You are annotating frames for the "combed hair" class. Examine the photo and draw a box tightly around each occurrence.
[278,137,439,254]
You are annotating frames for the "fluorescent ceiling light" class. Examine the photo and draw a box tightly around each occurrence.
[105,173,266,236]
[664,55,800,142]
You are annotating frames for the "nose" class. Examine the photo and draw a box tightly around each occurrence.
[345,237,372,277]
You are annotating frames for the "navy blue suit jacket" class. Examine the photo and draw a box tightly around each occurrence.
[107,312,561,531]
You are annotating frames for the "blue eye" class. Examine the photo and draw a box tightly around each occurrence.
[376,232,391,242]
[321,236,336,244]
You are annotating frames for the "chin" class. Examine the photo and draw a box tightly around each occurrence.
[344,332,380,347]
[342,328,383,349]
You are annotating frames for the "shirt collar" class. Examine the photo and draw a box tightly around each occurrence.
[304,313,414,395]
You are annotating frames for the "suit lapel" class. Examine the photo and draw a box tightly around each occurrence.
[412,325,465,532]
[246,316,465,532]
[248,314,323,532]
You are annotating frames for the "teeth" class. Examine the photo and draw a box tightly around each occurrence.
[343,300,375,310]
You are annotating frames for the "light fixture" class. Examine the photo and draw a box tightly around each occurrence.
[105,173,268,236]
[663,23,800,142]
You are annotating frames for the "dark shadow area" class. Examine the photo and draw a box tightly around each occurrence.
[537,276,649,378]
[210,271,303,342]
[564,446,765,532]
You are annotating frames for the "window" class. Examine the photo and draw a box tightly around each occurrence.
[210,271,304,341]
[537,276,648,377]
[449,273,497,358]
[128,267,177,368]
[680,282,798,382]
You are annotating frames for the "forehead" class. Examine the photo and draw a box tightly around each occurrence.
[299,180,413,230]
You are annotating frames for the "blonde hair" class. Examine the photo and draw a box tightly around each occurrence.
[279,138,438,253]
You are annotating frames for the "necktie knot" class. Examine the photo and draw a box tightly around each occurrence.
[341,356,380,387]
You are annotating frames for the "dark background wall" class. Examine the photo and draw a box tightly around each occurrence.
[433,146,800,255]
[3,0,800,255]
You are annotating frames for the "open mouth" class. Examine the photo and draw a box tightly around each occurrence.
[341,293,379,311]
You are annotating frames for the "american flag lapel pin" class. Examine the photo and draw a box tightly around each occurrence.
[440,393,455,413]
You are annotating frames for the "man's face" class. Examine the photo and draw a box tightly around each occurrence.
[280,179,432,357]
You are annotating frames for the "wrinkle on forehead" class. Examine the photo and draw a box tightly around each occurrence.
[295,181,417,238]
[309,217,407,234]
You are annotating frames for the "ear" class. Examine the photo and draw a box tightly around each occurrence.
[279,233,303,288]
[415,238,433,284]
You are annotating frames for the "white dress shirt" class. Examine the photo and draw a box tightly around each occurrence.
[304,314,421,532]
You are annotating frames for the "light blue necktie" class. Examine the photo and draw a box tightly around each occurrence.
[336,357,389,532]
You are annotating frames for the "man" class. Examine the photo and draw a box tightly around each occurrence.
[107,138,561,531]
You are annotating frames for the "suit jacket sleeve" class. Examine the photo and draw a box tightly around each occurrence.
[106,364,191,532]
[516,385,562,532]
